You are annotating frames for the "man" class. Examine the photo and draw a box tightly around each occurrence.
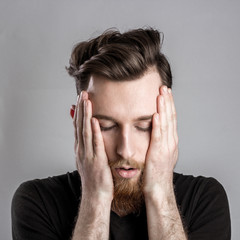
[12,28,231,239]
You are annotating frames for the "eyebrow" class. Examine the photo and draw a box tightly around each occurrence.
[92,114,153,122]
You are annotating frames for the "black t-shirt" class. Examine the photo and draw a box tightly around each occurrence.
[11,171,231,240]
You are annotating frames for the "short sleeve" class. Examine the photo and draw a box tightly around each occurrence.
[11,181,59,240]
[188,178,231,240]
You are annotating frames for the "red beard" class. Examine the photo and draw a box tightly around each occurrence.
[109,158,145,217]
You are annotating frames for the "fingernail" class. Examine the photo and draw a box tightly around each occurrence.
[168,88,172,94]
[82,91,88,100]
[91,117,96,124]
[77,95,80,102]
[155,113,159,120]
[163,86,168,93]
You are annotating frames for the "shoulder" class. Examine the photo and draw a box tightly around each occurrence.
[11,171,81,240]
[13,170,80,201]
[173,172,228,203]
[12,171,79,210]
[12,171,81,214]
[173,173,231,239]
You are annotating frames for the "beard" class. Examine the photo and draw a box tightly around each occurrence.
[109,158,145,217]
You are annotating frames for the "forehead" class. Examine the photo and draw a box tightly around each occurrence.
[87,69,162,121]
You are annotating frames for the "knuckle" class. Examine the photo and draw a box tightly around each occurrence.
[76,126,81,134]
[85,155,91,162]
[169,140,177,151]
[167,114,174,122]
[93,138,99,149]
[173,112,177,119]
[172,141,177,149]
[82,129,89,138]
[76,145,81,154]
[92,153,99,162]
[175,136,179,145]
[160,124,168,133]
[94,138,103,151]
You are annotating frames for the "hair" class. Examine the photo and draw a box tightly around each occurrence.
[66,28,172,95]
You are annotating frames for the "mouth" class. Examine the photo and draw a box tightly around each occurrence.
[115,166,139,179]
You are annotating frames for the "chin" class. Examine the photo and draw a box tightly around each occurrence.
[111,169,145,217]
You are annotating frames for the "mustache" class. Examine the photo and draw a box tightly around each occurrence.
[108,158,145,170]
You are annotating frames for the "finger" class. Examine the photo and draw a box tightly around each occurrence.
[162,87,174,148]
[83,98,94,157]
[158,95,168,147]
[76,91,87,152]
[168,89,178,145]
[73,101,78,149]
[74,96,80,153]
[149,113,161,151]
[71,105,77,145]
[91,117,107,160]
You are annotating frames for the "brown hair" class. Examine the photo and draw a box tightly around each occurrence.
[66,28,172,95]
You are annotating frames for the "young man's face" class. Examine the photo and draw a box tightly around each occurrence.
[88,68,161,172]
[86,68,162,214]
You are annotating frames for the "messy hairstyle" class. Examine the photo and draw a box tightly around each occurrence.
[66,28,172,95]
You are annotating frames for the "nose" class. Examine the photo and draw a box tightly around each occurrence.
[116,127,135,160]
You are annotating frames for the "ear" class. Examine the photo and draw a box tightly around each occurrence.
[70,105,76,119]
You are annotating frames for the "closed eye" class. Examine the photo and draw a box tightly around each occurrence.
[100,125,151,132]
[136,126,152,132]
[100,125,116,131]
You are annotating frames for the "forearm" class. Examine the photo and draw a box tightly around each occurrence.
[144,177,187,240]
[72,195,112,240]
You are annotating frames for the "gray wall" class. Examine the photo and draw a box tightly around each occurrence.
[1,0,239,239]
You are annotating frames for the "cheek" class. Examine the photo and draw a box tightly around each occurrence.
[101,133,116,158]
[135,133,151,158]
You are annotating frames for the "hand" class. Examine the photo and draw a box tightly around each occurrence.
[143,85,179,195]
[73,91,114,201]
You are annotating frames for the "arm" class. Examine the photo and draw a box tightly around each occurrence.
[143,86,187,239]
[72,195,112,240]
[144,174,187,239]
[71,91,114,240]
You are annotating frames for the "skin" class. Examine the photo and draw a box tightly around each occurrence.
[71,68,187,239]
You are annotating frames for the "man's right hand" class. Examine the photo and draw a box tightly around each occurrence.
[73,91,114,201]
[71,91,113,240]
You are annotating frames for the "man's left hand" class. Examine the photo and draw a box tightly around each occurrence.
[143,85,179,196]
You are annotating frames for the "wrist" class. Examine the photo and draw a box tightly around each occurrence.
[79,194,112,218]
[144,184,175,203]
[81,191,113,205]
[143,172,174,197]
[144,184,177,214]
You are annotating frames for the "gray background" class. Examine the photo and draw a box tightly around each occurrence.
[0,0,239,239]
